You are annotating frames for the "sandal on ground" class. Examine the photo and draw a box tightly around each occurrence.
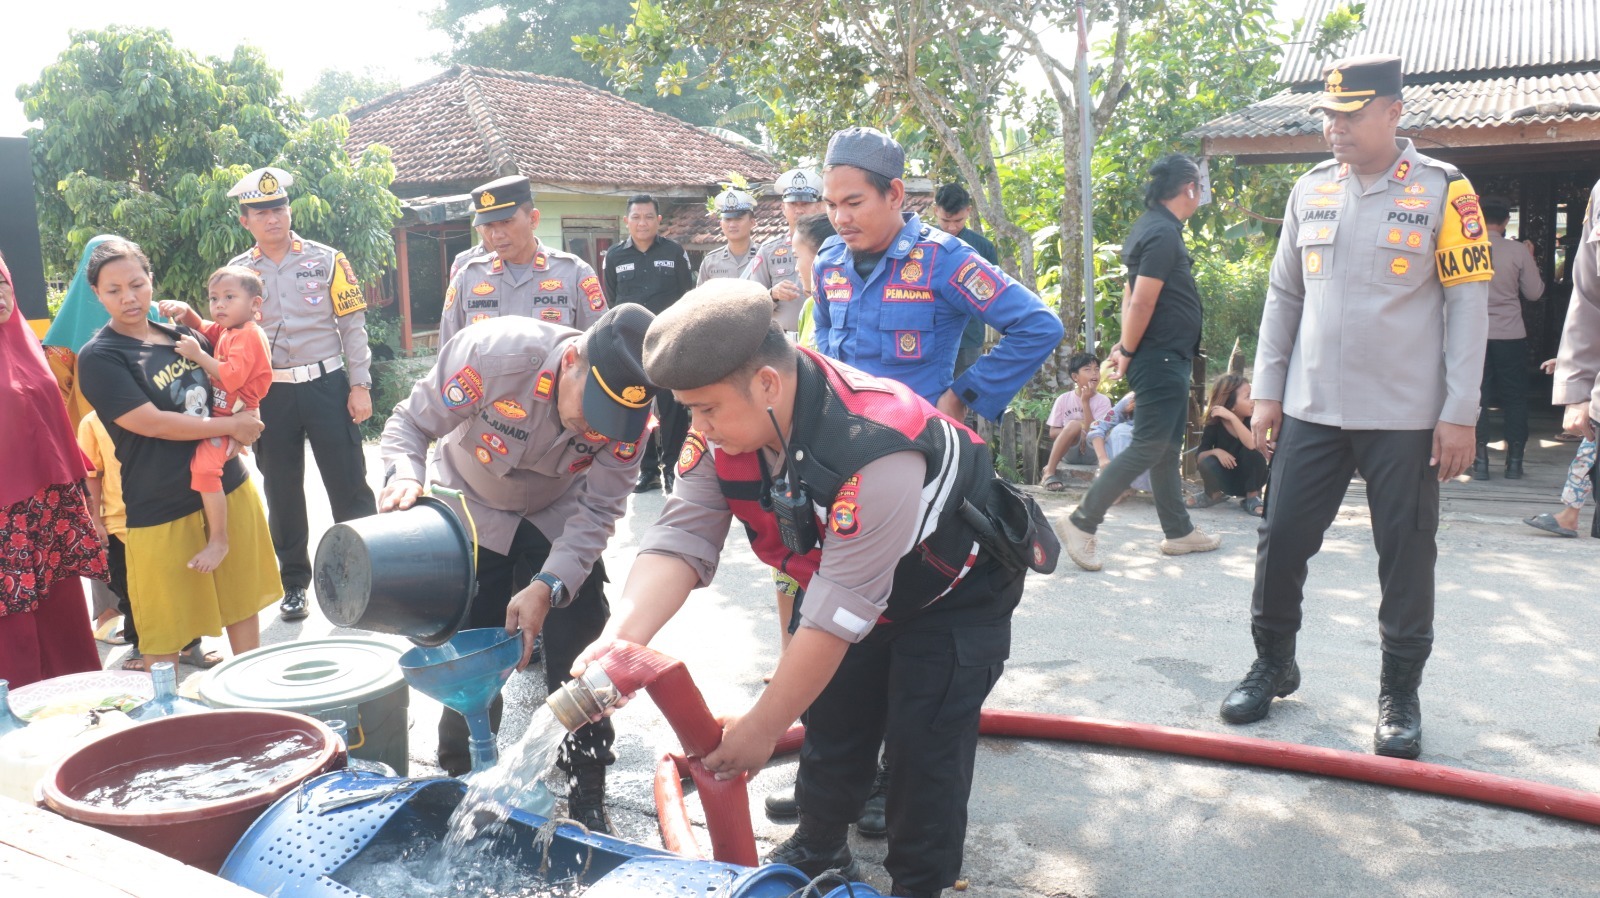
[179,640,225,669]
[1185,491,1228,509]
[94,615,127,646]
[1241,496,1266,517]
[119,649,147,672]
[1043,473,1067,492]
[1524,513,1579,538]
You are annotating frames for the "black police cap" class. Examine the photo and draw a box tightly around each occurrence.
[583,304,660,442]
[1309,54,1404,114]
[472,175,535,226]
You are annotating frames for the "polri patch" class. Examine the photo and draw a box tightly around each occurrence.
[1452,194,1485,240]
[581,275,605,310]
[678,431,707,476]
[442,366,484,409]
[444,285,457,310]
[829,500,860,538]
[613,441,638,461]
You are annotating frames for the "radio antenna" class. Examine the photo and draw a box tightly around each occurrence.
[766,407,799,499]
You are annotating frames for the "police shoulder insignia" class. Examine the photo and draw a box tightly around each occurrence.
[677,431,707,476]
[534,370,555,401]
[829,472,863,539]
[442,366,484,409]
[1452,194,1485,240]
[534,252,548,269]
[612,441,638,461]
[1392,160,1411,182]
[580,275,605,311]
[491,258,504,273]
[444,285,457,311]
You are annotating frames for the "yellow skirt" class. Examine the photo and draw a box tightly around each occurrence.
[125,477,282,655]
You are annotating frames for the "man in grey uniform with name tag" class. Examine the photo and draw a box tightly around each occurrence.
[697,188,760,283]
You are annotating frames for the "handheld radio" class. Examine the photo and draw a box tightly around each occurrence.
[766,408,819,555]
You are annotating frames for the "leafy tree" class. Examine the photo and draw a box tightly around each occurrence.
[302,68,402,118]
[426,0,744,128]
[17,26,400,307]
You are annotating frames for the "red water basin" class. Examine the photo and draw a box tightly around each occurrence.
[39,708,344,873]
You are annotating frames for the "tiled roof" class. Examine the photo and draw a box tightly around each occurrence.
[660,195,936,249]
[346,66,780,193]
[1279,0,1600,85]
[1191,72,1600,141]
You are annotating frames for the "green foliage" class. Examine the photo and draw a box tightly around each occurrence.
[428,0,745,129]
[301,68,401,118]
[1306,3,1367,57]
[19,26,399,310]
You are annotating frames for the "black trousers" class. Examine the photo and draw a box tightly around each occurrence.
[795,562,1022,893]
[1477,337,1529,445]
[640,393,690,478]
[256,369,376,591]
[107,535,138,649]
[1199,449,1268,498]
[1252,416,1439,662]
[436,519,614,776]
[1071,350,1195,538]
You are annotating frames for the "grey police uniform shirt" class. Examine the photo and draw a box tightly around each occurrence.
[1554,178,1600,424]
[439,241,608,346]
[1255,139,1492,430]
[379,319,643,591]
[1485,232,1544,340]
[633,442,928,643]
[742,234,805,330]
[697,243,759,284]
[229,232,372,386]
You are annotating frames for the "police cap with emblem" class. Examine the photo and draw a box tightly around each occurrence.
[643,280,776,391]
[1309,54,1403,114]
[714,188,757,218]
[774,168,822,203]
[824,128,905,181]
[583,303,660,441]
[229,167,294,209]
[471,175,535,226]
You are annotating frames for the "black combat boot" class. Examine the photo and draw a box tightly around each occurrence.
[764,784,798,819]
[766,816,859,880]
[567,766,613,834]
[1505,442,1525,479]
[1219,625,1300,724]
[855,756,890,838]
[1471,443,1490,481]
[1374,652,1425,759]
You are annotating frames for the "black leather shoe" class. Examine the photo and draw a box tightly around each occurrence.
[279,587,309,622]
[766,817,858,881]
[567,766,613,834]
[1505,442,1525,480]
[764,784,799,819]
[1220,625,1299,724]
[1471,443,1490,481]
[1374,652,1424,759]
[856,758,889,838]
[633,468,663,493]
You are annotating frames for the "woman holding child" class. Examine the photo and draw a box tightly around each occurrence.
[77,237,280,671]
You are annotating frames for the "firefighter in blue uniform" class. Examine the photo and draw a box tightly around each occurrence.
[812,127,1063,425]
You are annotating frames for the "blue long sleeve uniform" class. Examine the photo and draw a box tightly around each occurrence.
[812,213,1063,421]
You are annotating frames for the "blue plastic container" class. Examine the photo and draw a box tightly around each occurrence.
[218,770,882,898]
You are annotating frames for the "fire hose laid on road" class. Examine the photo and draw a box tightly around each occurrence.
[548,643,1600,865]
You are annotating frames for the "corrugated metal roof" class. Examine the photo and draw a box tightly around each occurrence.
[1192,71,1600,139]
[1279,0,1600,85]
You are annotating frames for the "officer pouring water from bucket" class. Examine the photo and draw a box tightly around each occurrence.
[313,302,658,834]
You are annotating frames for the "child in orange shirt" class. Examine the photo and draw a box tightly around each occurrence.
[157,267,273,573]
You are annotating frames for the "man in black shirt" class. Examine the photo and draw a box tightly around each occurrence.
[1057,154,1220,571]
[601,195,694,491]
[933,183,1002,378]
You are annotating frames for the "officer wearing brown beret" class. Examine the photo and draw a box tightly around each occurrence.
[379,304,659,833]
[574,280,1026,897]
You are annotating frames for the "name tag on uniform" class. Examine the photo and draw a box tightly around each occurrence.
[615,263,636,273]
[654,259,675,268]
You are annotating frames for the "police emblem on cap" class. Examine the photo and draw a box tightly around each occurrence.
[479,191,497,209]
[259,172,279,194]
[1326,68,1344,94]
[622,385,647,404]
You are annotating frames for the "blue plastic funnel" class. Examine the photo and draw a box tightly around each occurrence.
[399,628,523,772]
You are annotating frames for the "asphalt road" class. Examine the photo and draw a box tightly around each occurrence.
[115,445,1600,897]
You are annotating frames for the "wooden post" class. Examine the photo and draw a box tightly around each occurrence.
[395,227,412,352]
[1183,350,1208,478]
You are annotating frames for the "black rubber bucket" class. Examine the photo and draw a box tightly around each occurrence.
[313,497,476,647]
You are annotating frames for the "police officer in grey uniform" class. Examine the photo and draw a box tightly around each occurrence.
[1218,55,1494,760]
[745,168,826,332]
[1553,177,1600,465]
[696,188,760,283]
[574,280,1028,896]
[379,304,659,833]
[440,175,609,346]
[227,167,377,622]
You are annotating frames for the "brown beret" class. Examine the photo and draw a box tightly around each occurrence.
[643,279,774,390]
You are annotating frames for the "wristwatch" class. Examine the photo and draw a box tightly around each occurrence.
[532,572,570,608]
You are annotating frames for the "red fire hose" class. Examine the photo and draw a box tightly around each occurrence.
[598,644,1600,866]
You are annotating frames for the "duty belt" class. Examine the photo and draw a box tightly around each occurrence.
[271,356,343,384]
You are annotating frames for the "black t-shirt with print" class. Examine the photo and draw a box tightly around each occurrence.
[78,321,247,528]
